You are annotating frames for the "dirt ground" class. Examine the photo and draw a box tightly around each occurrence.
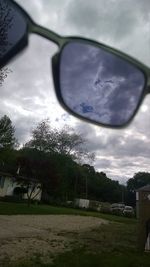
[0,215,108,264]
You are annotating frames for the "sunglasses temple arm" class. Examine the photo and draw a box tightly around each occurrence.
[29,22,63,47]
[28,21,150,94]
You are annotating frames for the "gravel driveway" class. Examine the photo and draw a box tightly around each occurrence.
[0,215,107,264]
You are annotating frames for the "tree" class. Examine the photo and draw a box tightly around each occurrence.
[127,172,150,191]
[54,125,94,163]
[16,147,60,203]
[0,148,18,174]
[0,67,11,86]
[82,164,96,199]
[54,125,84,157]
[26,119,94,162]
[0,0,13,85]
[127,172,150,206]
[15,176,42,207]
[25,120,56,152]
[0,115,17,149]
[0,113,18,173]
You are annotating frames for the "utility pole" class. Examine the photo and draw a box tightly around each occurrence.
[85,176,88,199]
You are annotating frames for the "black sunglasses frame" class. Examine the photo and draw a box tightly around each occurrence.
[1,0,150,128]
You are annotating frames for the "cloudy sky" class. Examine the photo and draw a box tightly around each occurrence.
[1,0,150,184]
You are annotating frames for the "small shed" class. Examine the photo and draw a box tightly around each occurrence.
[136,185,150,251]
[74,198,90,209]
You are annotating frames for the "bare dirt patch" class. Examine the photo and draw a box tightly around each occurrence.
[0,215,108,264]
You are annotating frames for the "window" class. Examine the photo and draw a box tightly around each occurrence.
[0,176,5,188]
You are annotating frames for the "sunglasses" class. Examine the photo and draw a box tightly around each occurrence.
[1,0,150,128]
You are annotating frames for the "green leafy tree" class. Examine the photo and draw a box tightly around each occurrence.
[127,172,150,191]
[0,115,17,149]
[16,148,60,203]
[127,172,150,206]
[82,164,96,199]
[54,125,84,158]
[0,115,18,174]
[80,169,123,203]
[15,177,42,207]
[0,149,18,174]
[25,120,56,152]
[24,120,95,202]
[25,119,94,162]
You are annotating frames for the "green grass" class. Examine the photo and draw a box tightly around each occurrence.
[0,201,136,224]
[49,250,150,267]
[3,253,150,267]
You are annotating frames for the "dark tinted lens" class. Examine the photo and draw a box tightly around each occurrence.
[60,42,145,127]
[0,0,27,66]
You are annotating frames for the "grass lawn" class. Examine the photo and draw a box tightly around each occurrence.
[1,201,150,267]
[0,201,135,224]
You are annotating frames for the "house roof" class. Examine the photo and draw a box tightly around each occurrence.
[136,185,150,192]
[0,171,13,177]
[0,171,40,183]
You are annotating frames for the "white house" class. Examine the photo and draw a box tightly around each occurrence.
[0,172,42,201]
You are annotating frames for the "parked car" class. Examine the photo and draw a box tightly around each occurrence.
[123,206,134,217]
[110,203,125,215]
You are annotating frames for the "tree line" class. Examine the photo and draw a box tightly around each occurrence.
[0,115,150,206]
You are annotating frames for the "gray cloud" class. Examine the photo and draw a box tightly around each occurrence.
[65,0,150,41]
[74,113,150,182]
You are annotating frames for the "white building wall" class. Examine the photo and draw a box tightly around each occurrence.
[23,183,42,201]
[0,176,42,201]
[75,198,90,209]
[6,178,16,196]
[0,177,13,197]
[79,199,90,209]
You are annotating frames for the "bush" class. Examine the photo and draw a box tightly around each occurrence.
[111,209,123,216]
[100,206,111,214]
[0,195,24,203]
